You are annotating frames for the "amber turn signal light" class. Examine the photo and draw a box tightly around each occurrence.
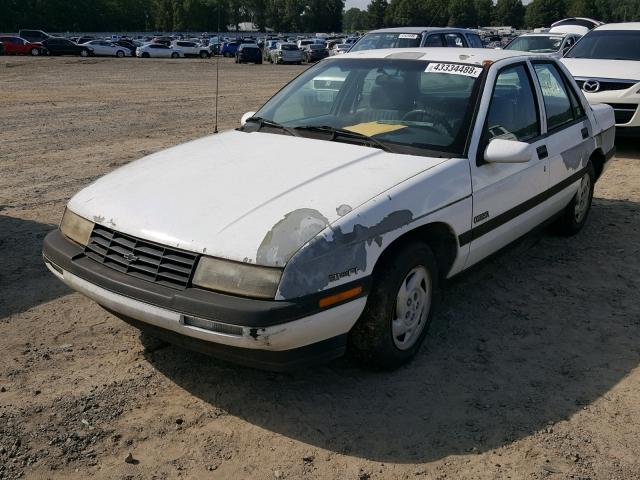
[319,286,363,308]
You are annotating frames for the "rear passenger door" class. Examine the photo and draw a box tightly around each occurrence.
[466,62,550,267]
[530,61,592,214]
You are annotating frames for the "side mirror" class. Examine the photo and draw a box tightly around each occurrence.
[240,111,256,126]
[484,139,533,163]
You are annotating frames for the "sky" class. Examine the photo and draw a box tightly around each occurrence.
[345,0,370,9]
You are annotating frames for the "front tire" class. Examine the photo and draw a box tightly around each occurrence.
[171,52,179,58]
[31,48,40,56]
[80,49,89,57]
[554,161,595,235]
[141,52,150,58]
[349,241,438,369]
[116,50,125,58]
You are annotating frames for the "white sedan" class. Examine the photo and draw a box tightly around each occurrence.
[562,22,640,136]
[81,40,131,57]
[136,43,183,59]
[43,48,615,371]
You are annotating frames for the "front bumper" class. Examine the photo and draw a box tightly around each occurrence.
[43,229,368,370]
[581,90,640,129]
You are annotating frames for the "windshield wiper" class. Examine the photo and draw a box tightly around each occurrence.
[294,125,394,152]
[244,116,299,136]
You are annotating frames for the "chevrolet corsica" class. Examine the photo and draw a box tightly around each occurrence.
[43,48,616,370]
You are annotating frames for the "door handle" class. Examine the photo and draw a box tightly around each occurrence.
[536,145,548,159]
[581,127,589,139]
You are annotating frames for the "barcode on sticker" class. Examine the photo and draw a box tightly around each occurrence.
[398,34,419,39]
[425,63,483,77]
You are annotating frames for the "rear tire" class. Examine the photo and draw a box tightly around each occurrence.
[553,161,595,235]
[200,50,209,59]
[116,50,124,58]
[171,52,179,58]
[80,49,89,57]
[349,241,438,370]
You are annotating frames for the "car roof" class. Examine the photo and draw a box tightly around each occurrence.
[367,27,473,34]
[595,22,640,31]
[517,32,570,37]
[340,47,535,63]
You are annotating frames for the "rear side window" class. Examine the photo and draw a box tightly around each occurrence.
[485,64,540,142]
[467,34,483,48]
[533,63,576,131]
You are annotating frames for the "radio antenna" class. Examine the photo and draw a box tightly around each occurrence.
[214,2,220,134]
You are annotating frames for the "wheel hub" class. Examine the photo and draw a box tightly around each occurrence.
[392,266,431,350]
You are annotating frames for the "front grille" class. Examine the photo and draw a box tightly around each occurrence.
[575,79,637,92]
[85,225,199,290]
[604,103,638,125]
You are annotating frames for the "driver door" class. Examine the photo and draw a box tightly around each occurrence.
[466,62,550,267]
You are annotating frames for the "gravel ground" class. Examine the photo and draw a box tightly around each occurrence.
[1,56,639,480]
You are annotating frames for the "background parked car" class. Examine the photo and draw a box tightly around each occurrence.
[302,43,329,62]
[76,36,95,45]
[136,43,182,58]
[235,43,262,64]
[18,29,50,43]
[112,39,138,56]
[0,42,4,56]
[170,40,211,58]
[81,40,131,57]
[350,27,484,53]
[41,38,93,57]
[329,43,350,56]
[221,40,242,57]
[263,39,279,60]
[561,22,640,136]
[269,42,303,64]
[0,36,44,56]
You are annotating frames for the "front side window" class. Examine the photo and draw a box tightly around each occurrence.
[533,63,574,131]
[252,58,483,156]
[350,32,423,52]
[467,34,484,48]
[485,64,540,142]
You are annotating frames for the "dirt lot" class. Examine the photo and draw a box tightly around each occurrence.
[1,56,639,480]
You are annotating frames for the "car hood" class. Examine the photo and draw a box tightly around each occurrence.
[68,130,448,266]
[561,58,640,81]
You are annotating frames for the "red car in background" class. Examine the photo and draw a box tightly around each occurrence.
[0,36,44,56]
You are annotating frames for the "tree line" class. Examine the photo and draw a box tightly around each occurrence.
[1,0,639,34]
[345,0,640,31]
[0,0,345,33]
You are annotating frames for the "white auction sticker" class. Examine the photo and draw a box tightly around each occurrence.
[425,63,483,77]
[398,33,419,39]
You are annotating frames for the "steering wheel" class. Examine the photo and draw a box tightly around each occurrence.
[401,109,455,137]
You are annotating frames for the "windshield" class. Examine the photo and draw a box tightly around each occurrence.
[280,44,297,50]
[566,30,640,60]
[505,35,564,53]
[251,58,483,156]
[350,32,423,52]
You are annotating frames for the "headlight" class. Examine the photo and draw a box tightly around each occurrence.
[60,209,94,246]
[192,257,282,299]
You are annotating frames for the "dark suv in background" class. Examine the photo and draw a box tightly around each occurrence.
[19,29,51,43]
[235,43,262,64]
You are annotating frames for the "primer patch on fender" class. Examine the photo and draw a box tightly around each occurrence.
[425,63,482,77]
[257,209,329,267]
[278,210,414,298]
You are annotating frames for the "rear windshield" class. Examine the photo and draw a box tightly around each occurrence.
[350,32,423,52]
[566,30,640,60]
